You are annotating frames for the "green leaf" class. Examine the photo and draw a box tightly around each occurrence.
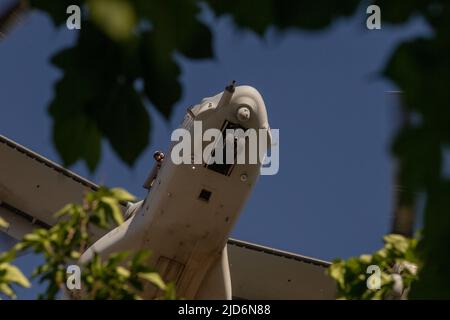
[138,272,167,290]
[372,0,429,24]
[384,234,409,254]
[70,251,81,260]
[205,0,361,35]
[23,233,42,243]
[3,264,31,288]
[110,188,136,202]
[0,249,16,262]
[54,204,79,218]
[49,22,147,170]
[164,283,177,300]
[0,283,14,299]
[131,250,151,267]
[134,0,214,60]
[87,0,137,42]
[327,263,344,284]
[116,266,131,278]
[359,254,372,264]
[107,252,129,267]
[88,82,151,167]
[0,216,9,229]
[101,197,124,225]
[140,31,181,119]
[52,113,102,171]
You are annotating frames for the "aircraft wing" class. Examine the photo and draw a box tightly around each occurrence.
[0,134,335,299]
[0,135,112,241]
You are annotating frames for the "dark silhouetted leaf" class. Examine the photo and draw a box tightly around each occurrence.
[53,113,101,171]
[205,0,361,35]
[373,0,432,25]
[49,22,147,169]
[134,0,214,59]
[140,31,182,118]
[88,82,151,166]
[410,181,450,299]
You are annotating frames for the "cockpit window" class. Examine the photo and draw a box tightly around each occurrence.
[204,121,246,176]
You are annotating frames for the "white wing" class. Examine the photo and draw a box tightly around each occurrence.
[0,135,119,242]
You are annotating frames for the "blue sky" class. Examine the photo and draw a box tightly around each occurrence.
[0,4,430,298]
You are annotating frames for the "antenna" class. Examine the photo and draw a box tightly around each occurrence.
[217,80,237,108]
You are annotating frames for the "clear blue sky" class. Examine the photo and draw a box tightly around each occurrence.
[0,4,430,298]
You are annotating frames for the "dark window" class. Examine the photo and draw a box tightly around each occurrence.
[205,121,246,176]
[198,189,212,202]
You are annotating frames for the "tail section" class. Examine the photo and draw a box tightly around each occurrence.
[195,245,232,300]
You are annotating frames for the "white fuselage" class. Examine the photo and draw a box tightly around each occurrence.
[80,85,271,299]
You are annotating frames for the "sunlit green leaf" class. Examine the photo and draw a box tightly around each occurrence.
[138,272,167,291]
[101,197,124,225]
[110,188,136,202]
[0,216,9,229]
[3,265,31,288]
[116,266,131,278]
[88,0,137,41]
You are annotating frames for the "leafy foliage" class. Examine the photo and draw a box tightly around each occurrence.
[28,0,213,170]
[205,0,361,35]
[28,0,364,171]
[0,217,31,299]
[1,188,174,299]
[79,251,175,300]
[328,234,419,300]
[14,0,450,298]
[379,1,450,299]
[0,255,31,299]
